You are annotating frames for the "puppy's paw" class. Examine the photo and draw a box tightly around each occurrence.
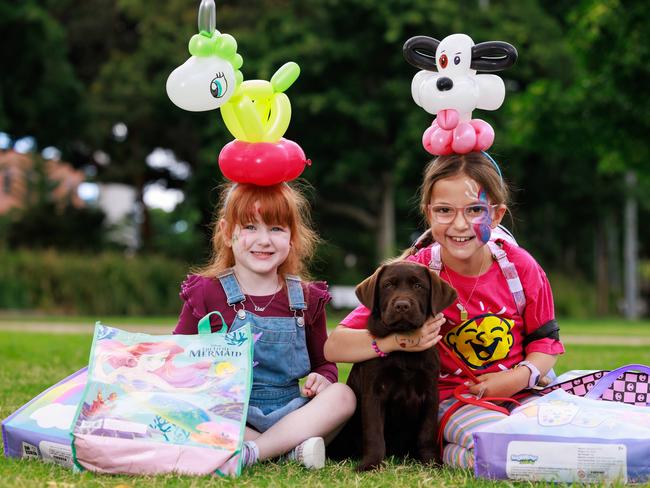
[356,457,383,471]
[417,446,441,466]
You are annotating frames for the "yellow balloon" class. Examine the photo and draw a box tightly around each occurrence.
[253,98,271,125]
[240,80,273,100]
[262,93,291,142]
[235,95,264,142]
[220,102,247,140]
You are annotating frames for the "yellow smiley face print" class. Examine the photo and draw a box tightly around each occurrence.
[445,313,515,370]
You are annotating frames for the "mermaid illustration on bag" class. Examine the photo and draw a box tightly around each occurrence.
[93,340,229,393]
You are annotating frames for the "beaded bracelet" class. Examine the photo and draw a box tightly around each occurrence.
[371,338,389,358]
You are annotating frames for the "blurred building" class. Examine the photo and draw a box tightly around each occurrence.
[0,149,84,213]
[97,183,139,250]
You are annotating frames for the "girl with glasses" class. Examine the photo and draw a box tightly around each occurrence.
[325,152,564,469]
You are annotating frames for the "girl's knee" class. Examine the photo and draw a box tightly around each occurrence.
[327,382,357,416]
[443,443,474,469]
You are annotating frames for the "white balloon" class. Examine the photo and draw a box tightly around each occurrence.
[166,56,236,112]
[410,33,505,122]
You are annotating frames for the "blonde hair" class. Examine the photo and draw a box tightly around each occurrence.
[402,152,510,257]
[196,183,319,280]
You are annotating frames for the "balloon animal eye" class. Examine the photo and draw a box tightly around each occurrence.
[210,72,227,98]
[439,54,448,69]
[454,55,461,65]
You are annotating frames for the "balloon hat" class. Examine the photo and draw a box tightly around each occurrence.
[217,62,310,186]
[166,0,309,186]
[403,33,517,155]
[166,0,243,111]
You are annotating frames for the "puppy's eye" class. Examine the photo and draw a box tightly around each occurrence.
[454,55,461,65]
[439,54,448,69]
[383,282,393,289]
[413,283,423,289]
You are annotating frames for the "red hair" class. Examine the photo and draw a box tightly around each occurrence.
[197,183,319,280]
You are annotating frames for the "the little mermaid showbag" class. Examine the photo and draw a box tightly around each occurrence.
[71,312,252,476]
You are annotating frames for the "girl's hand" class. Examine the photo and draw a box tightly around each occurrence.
[302,373,331,398]
[386,313,445,353]
[466,367,530,399]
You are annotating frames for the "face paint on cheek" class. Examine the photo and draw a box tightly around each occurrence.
[473,188,492,244]
[234,234,253,250]
[474,223,491,244]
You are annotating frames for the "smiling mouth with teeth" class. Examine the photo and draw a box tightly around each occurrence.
[450,236,473,242]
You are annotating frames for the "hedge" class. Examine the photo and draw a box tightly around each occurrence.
[0,250,188,315]
[0,250,597,318]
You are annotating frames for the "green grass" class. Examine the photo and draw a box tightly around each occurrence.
[1,326,650,487]
[2,313,650,337]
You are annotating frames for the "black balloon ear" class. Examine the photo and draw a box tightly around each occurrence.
[403,35,440,71]
[470,41,518,72]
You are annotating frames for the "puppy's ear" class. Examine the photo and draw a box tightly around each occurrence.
[355,266,384,312]
[471,41,518,72]
[403,35,440,71]
[428,269,458,314]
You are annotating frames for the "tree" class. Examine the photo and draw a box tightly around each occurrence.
[0,1,85,152]
[5,155,105,251]
[503,0,650,314]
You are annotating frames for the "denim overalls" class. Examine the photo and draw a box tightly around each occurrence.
[218,269,311,432]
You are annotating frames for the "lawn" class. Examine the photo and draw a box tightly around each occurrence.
[1,320,650,487]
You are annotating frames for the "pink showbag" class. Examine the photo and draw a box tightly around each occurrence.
[72,312,253,476]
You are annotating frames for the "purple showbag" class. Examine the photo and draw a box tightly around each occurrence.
[538,364,650,406]
[474,365,650,483]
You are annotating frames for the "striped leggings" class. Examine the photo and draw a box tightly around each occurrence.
[437,394,536,469]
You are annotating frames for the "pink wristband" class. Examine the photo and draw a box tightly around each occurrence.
[371,338,389,358]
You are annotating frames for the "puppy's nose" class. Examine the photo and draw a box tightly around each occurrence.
[394,300,411,313]
[436,77,453,91]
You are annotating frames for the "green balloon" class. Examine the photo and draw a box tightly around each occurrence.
[189,33,215,57]
[216,34,237,59]
[270,62,300,93]
[232,53,243,70]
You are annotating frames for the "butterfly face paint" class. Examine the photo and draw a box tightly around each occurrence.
[474,188,492,244]
[464,181,492,244]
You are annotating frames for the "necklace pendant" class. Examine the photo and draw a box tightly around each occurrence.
[236,309,246,320]
[254,305,265,312]
[456,303,468,322]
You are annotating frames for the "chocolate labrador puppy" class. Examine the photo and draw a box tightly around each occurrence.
[329,261,457,471]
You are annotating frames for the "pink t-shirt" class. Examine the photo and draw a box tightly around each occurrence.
[341,241,564,401]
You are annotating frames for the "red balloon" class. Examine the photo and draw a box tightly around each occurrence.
[218,138,310,186]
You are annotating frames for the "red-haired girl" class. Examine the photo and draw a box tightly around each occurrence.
[174,183,356,469]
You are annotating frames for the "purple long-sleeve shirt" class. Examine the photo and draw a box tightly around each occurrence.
[174,274,338,383]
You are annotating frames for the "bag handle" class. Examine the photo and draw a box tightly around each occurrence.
[584,364,650,400]
[197,311,228,335]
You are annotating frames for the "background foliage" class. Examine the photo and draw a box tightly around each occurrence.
[0,250,186,315]
[2,0,649,315]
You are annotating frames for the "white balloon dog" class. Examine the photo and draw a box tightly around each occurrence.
[403,33,517,155]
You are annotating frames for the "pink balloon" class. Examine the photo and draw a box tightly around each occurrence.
[469,119,495,151]
[422,126,436,154]
[428,127,453,155]
[451,122,477,154]
[436,109,459,130]
[218,138,309,186]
